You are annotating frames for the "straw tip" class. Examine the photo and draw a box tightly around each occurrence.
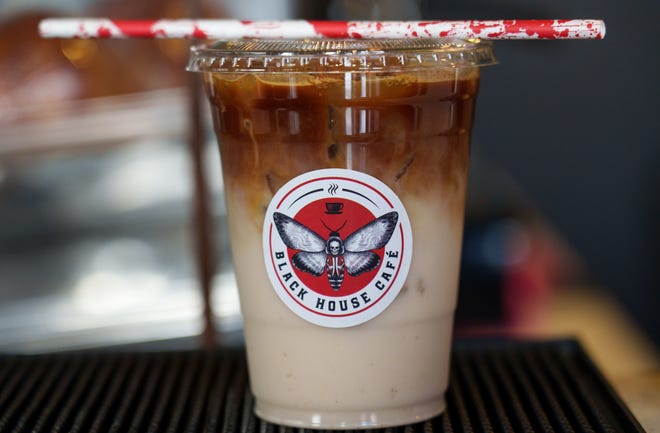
[598,20,606,39]
[37,18,52,37]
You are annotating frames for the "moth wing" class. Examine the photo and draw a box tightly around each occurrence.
[344,211,398,252]
[344,251,380,276]
[273,212,326,252]
[292,252,327,276]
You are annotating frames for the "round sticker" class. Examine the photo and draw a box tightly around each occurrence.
[263,169,413,328]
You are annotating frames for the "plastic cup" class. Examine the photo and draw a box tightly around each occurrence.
[188,39,495,429]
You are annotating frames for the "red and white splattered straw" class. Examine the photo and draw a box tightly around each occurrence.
[39,19,605,40]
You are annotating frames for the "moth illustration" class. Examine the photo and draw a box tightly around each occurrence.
[272,211,399,291]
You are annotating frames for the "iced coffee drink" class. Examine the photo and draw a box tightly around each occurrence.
[188,39,495,428]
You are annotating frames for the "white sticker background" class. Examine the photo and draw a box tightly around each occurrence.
[262,169,413,328]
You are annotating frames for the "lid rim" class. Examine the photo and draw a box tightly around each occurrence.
[187,38,496,73]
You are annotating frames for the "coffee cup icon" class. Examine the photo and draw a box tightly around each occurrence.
[325,202,344,214]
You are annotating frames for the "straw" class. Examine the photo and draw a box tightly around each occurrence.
[39,19,605,40]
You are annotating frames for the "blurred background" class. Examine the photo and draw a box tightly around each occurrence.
[0,0,657,367]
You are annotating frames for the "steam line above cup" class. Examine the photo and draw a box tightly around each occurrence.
[39,19,605,40]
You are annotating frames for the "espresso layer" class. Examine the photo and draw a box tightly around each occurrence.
[205,70,478,227]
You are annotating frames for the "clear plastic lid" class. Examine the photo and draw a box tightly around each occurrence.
[187,38,496,73]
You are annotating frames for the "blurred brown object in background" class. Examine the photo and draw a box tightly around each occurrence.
[0,0,225,125]
[0,13,84,124]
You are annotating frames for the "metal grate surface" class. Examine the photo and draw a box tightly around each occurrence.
[0,339,644,433]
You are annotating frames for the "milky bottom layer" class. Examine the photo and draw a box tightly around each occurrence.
[255,383,447,429]
[226,192,464,428]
